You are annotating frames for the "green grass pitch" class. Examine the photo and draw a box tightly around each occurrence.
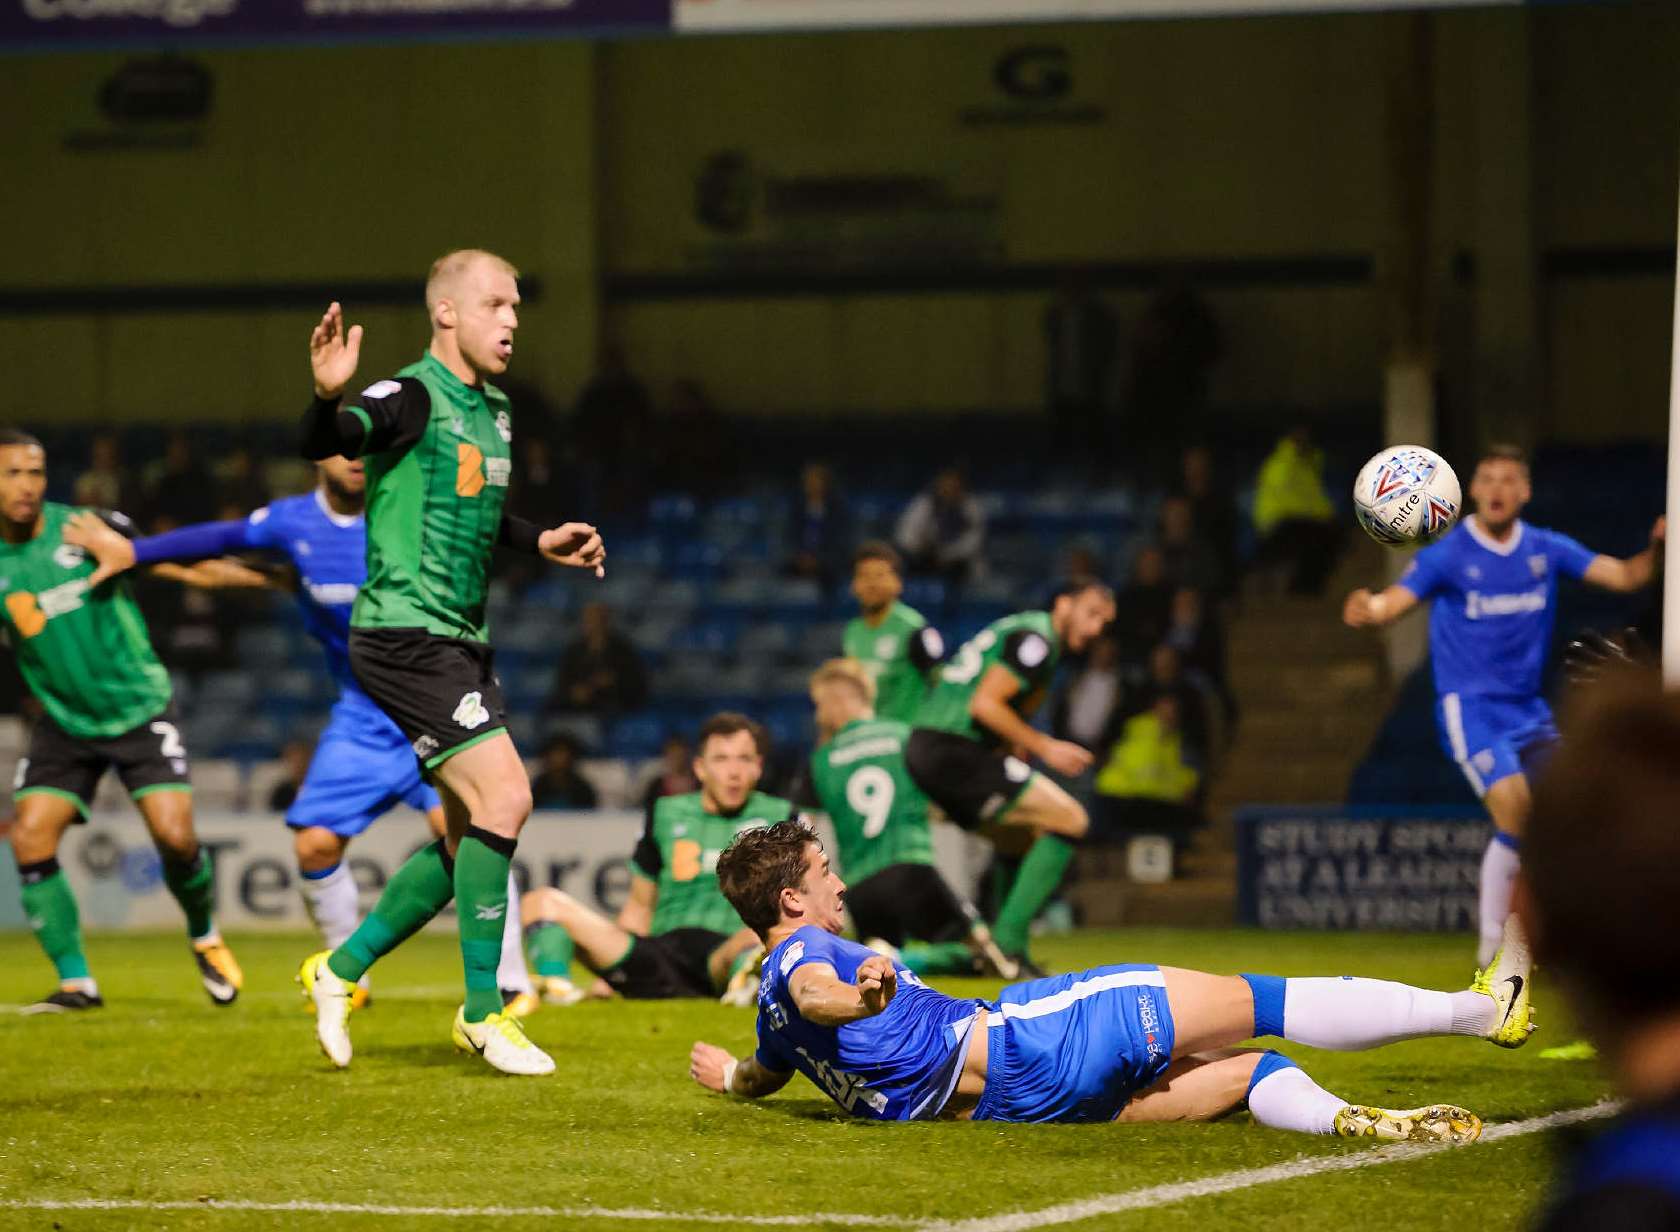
[0,928,1611,1231]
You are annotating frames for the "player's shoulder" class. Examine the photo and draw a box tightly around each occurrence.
[744,791,796,821]
[860,716,911,743]
[256,492,317,528]
[653,791,701,824]
[361,370,432,411]
[772,925,859,980]
[892,602,927,629]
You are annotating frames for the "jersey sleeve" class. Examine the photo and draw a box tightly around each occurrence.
[630,800,662,880]
[130,518,260,565]
[95,509,139,540]
[244,504,283,550]
[1000,627,1054,688]
[1546,530,1599,581]
[906,625,947,675]
[1397,541,1451,600]
[302,378,430,461]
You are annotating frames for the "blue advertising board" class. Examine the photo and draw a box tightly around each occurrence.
[1236,806,1488,931]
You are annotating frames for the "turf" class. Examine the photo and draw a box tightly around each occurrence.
[0,927,1612,1231]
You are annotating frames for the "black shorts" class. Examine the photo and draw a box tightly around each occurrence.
[348,628,509,770]
[599,928,726,999]
[15,702,191,819]
[905,728,1038,830]
[846,862,974,948]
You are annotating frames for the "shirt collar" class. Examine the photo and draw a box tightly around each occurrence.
[1465,516,1525,556]
[314,488,363,529]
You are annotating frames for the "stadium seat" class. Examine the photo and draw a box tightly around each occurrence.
[541,713,605,752]
[608,714,668,760]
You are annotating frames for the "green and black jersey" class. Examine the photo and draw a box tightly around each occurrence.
[808,717,935,884]
[303,352,517,643]
[0,504,170,740]
[912,611,1060,747]
[631,791,796,936]
[842,602,943,725]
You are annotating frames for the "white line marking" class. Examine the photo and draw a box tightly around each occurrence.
[0,1102,1615,1228]
[917,1102,1620,1232]
[0,1199,902,1226]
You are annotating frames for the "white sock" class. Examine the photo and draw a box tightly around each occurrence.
[496,871,533,995]
[299,863,360,952]
[1246,1062,1344,1135]
[1282,977,1465,1050]
[1478,835,1521,968]
[64,976,100,997]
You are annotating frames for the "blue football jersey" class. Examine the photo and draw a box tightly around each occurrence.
[754,926,981,1122]
[244,492,377,712]
[1399,518,1597,700]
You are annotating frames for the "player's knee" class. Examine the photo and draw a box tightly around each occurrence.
[9,812,61,864]
[293,827,343,873]
[524,886,573,924]
[478,779,533,835]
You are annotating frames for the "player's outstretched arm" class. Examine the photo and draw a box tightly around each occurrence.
[66,511,265,588]
[969,665,1092,777]
[788,957,897,1026]
[153,560,278,591]
[309,301,363,400]
[1582,517,1666,593]
[689,1042,792,1098]
[499,514,607,579]
[1342,584,1419,629]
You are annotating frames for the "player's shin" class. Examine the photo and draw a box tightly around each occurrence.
[1244,1052,1343,1134]
[526,920,574,981]
[329,838,455,984]
[455,827,516,1022]
[898,942,976,976]
[17,857,94,988]
[1241,973,1495,1050]
[1477,832,1521,969]
[991,834,1075,956]
[299,861,360,951]
[161,845,216,941]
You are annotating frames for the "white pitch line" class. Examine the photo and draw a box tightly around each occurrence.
[916,1101,1620,1232]
[0,1198,904,1226]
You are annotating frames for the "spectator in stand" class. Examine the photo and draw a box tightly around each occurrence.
[214,445,271,518]
[895,468,987,587]
[1252,425,1340,596]
[1158,494,1225,596]
[268,739,315,812]
[73,433,137,514]
[783,462,852,596]
[1043,268,1118,459]
[657,380,734,504]
[1176,445,1242,595]
[1112,544,1173,661]
[529,734,599,810]
[547,603,649,716]
[1092,693,1201,840]
[573,341,653,515]
[642,734,699,808]
[142,431,216,530]
[1050,634,1127,756]
[1138,642,1209,759]
[1165,586,1235,726]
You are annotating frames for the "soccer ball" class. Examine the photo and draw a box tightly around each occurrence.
[1352,445,1461,546]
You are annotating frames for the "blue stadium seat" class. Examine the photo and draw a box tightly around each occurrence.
[235,625,294,664]
[609,714,668,759]
[738,624,795,661]
[541,714,604,752]
[196,671,259,708]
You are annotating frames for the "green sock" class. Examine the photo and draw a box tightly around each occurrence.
[898,941,976,977]
[329,839,454,984]
[19,859,91,982]
[992,835,1075,956]
[161,847,216,941]
[526,921,574,980]
[455,829,515,1022]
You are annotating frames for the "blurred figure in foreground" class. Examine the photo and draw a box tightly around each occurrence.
[1522,677,1680,1230]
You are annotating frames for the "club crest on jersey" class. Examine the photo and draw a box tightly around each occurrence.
[875,636,896,659]
[1528,554,1548,578]
[53,543,86,570]
[453,691,490,730]
[495,410,512,443]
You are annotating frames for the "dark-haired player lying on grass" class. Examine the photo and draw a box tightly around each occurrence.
[689,821,1534,1138]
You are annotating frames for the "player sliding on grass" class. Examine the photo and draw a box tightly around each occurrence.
[804,658,1015,979]
[905,581,1115,974]
[691,821,1532,1135]
[1342,444,1662,970]
[521,713,792,1003]
[64,456,537,1016]
[293,249,604,1075]
[0,430,246,1012]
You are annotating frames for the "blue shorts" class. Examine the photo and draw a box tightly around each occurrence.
[1436,692,1559,798]
[972,964,1175,1124]
[286,698,440,837]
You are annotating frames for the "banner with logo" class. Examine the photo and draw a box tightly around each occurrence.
[3,1,670,52]
[0,809,990,932]
[676,0,1520,33]
[1235,806,1487,931]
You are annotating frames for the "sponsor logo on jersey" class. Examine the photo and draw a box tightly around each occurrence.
[1465,586,1547,620]
[1138,992,1165,1059]
[495,410,513,443]
[765,999,788,1031]
[453,691,490,730]
[6,579,90,639]
[53,543,86,570]
[794,1045,889,1115]
[306,582,360,606]
[483,456,512,488]
[413,734,440,759]
[456,443,486,497]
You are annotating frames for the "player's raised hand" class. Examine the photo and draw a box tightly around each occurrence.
[1038,738,1094,778]
[539,522,607,578]
[310,301,363,400]
[689,1041,735,1092]
[1342,587,1375,627]
[855,955,897,1016]
[63,511,136,588]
